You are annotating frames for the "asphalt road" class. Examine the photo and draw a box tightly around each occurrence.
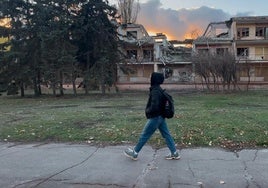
[0,142,267,188]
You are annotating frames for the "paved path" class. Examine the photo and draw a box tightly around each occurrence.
[0,142,267,188]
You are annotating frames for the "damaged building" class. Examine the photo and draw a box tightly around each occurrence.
[116,23,192,90]
[193,16,268,85]
[116,16,268,90]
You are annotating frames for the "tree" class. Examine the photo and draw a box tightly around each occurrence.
[0,0,38,96]
[0,0,43,97]
[192,51,237,91]
[39,0,78,96]
[192,52,212,90]
[0,0,79,96]
[73,0,119,94]
[0,18,11,92]
[117,0,140,24]
[0,0,120,96]
[218,52,237,90]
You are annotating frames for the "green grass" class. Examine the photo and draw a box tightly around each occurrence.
[0,91,268,150]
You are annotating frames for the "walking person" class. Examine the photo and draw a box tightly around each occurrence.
[124,72,180,160]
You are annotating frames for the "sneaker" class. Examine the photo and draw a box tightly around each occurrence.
[165,151,180,160]
[124,148,138,160]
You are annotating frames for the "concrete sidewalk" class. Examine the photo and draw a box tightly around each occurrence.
[0,142,267,188]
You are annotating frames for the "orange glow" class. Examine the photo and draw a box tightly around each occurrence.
[147,30,165,36]
[183,24,202,40]
[0,18,11,28]
[147,30,175,40]
[146,24,202,40]
[165,33,177,40]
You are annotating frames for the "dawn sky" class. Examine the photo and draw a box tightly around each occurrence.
[109,0,268,40]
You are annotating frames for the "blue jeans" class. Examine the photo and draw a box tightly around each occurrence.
[134,116,176,153]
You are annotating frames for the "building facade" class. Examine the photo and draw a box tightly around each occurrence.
[193,16,268,84]
[116,23,192,90]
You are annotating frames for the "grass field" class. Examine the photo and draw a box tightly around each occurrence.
[0,90,267,150]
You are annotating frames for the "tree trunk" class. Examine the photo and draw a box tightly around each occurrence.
[33,77,40,97]
[101,83,106,94]
[20,82,24,97]
[100,63,105,94]
[52,81,56,96]
[59,70,64,96]
[37,71,42,95]
[84,52,90,95]
[72,73,77,97]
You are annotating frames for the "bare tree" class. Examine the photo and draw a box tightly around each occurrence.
[190,29,202,39]
[237,59,251,91]
[192,51,237,91]
[192,52,212,90]
[117,0,140,24]
[216,52,237,91]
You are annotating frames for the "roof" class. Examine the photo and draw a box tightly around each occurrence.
[231,16,268,24]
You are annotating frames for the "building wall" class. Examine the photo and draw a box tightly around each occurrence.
[194,16,268,83]
[117,64,153,83]
[234,18,268,82]
[117,23,194,86]
[117,63,194,84]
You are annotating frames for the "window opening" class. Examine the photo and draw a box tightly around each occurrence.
[127,31,137,40]
[237,28,249,38]
[237,48,248,57]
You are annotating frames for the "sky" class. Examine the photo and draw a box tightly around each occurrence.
[109,0,268,40]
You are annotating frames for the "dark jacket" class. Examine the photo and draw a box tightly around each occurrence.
[145,73,166,119]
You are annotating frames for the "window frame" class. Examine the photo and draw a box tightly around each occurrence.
[126,50,137,60]
[237,48,249,57]
[237,27,249,38]
[143,49,153,61]
[256,27,266,37]
[126,31,137,40]
[216,48,228,55]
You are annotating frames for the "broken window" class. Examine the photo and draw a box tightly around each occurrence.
[127,50,137,60]
[127,31,137,40]
[256,27,265,37]
[237,28,249,38]
[198,49,209,54]
[237,48,248,57]
[143,50,153,61]
[216,48,228,55]
[163,67,173,78]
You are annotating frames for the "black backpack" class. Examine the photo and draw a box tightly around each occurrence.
[162,90,175,119]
